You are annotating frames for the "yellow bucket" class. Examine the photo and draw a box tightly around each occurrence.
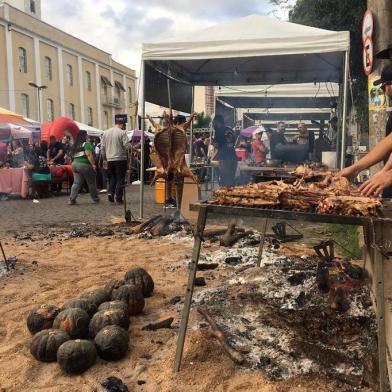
[154,179,176,204]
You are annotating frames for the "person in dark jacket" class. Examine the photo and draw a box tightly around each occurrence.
[212,114,237,187]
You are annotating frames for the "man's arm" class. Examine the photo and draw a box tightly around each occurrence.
[339,133,392,179]
[52,148,64,163]
[122,131,132,151]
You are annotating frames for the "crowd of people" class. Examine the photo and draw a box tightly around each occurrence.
[0,120,153,202]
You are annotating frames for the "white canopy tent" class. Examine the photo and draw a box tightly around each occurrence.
[140,14,350,218]
[75,121,103,138]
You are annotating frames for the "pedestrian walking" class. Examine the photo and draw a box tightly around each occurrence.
[68,130,99,205]
[101,118,131,204]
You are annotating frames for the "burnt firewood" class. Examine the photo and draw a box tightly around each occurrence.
[197,263,219,271]
[129,215,164,234]
[331,287,350,312]
[287,272,306,286]
[197,307,244,365]
[169,296,181,305]
[316,262,330,293]
[341,260,365,281]
[194,277,206,286]
[225,256,242,265]
[203,227,245,238]
[101,376,129,392]
[220,231,253,247]
[142,317,174,331]
[150,216,174,236]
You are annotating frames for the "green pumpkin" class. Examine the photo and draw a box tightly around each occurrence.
[98,300,128,314]
[30,329,70,362]
[57,339,97,374]
[61,298,97,317]
[53,308,90,339]
[27,304,60,335]
[89,309,129,338]
[111,284,145,315]
[94,325,129,361]
[124,267,154,297]
[104,279,125,297]
[80,288,110,307]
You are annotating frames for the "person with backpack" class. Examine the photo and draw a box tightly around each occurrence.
[68,130,99,205]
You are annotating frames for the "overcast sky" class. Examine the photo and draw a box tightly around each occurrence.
[42,0,293,74]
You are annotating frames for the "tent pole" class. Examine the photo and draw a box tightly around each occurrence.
[190,86,195,163]
[139,61,145,219]
[340,50,349,169]
[167,78,172,113]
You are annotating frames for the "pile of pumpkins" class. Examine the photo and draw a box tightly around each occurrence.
[26,267,154,374]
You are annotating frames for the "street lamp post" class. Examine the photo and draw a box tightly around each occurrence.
[29,82,47,123]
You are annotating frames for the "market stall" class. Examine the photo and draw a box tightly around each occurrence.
[141,14,350,218]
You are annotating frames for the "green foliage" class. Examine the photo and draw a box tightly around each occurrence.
[271,0,369,135]
[194,112,211,128]
[328,224,362,259]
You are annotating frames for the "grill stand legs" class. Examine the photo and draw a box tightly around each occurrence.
[174,209,389,392]
[174,205,207,372]
[257,218,269,267]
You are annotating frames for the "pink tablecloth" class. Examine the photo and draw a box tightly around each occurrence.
[0,168,29,198]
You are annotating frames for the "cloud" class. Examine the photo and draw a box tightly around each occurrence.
[41,0,276,73]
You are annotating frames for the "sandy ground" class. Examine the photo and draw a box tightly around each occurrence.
[0,228,371,392]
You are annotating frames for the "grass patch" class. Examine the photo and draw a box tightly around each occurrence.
[327,224,362,259]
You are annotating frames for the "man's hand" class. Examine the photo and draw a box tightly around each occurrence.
[359,170,392,197]
[336,165,361,180]
[103,160,108,170]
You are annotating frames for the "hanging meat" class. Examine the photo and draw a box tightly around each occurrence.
[147,113,197,184]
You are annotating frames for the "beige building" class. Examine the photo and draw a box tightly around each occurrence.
[0,0,137,129]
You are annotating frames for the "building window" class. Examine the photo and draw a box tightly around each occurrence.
[21,94,29,117]
[18,47,27,73]
[86,71,92,92]
[102,83,108,102]
[45,57,52,81]
[47,99,54,121]
[87,107,93,126]
[68,103,75,120]
[103,111,108,129]
[30,0,36,14]
[66,64,73,86]
[128,87,132,104]
[115,85,121,103]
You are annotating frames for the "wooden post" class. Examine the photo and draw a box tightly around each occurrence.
[367,1,392,387]
[367,0,392,175]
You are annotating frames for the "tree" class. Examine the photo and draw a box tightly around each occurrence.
[271,0,368,135]
[194,112,211,128]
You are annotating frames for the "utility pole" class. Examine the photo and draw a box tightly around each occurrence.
[28,82,47,123]
[367,0,392,175]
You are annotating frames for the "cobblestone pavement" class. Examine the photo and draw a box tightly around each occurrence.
[0,185,163,235]
[0,185,329,247]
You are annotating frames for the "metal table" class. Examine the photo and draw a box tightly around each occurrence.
[174,202,392,392]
